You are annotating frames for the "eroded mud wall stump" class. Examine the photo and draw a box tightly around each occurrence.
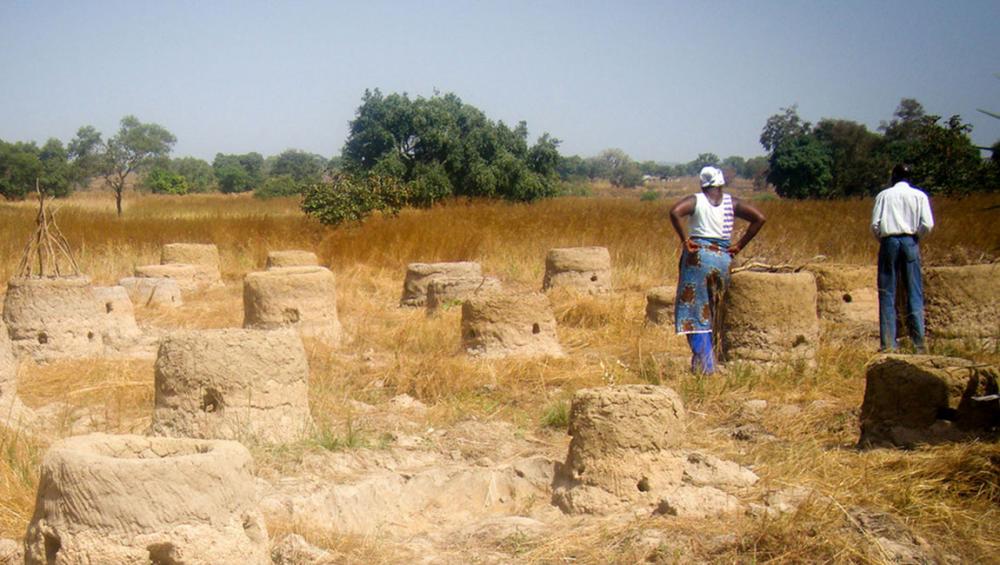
[543,247,612,294]
[803,263,878,335]
[243,266,341,346]
[461,291,562,358]
[3,276,104,361]
[645,286,675,325]
[118,276,182,307]
[93,285,146,356]
[24,433,269,564]
[151,328,313,443]
[426,276,502,313]
[924,264,999,345]
[723,271,819,365]
[400,262,482,307]
[859,355,999,448]
[266,250,319,270]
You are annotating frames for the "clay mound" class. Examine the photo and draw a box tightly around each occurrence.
[723,271,819,365]
[543,246,612,294]
[401,262,482,307]
[924,264,999,343]
[0,320,29,420]
[859,355,999,448]
[134,263,201,293]
[645,286,675,325]
[803,263,878,334]
[150,328,313,443]
[93,286,152,358]
[118,276,182,307]
[461,291,563,358]
[426,276,502,312]
[160,243,222,289]
[3,276,104,362]
[552,385,757,516]
[243,266,341,347]
[24,433,268,564]
[266,250,319,270]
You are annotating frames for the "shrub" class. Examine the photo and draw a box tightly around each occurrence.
[302,173,411,226]
[254,175,303,199]
[143,168,188,195]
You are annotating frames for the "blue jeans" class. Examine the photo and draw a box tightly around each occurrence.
[877,235,926,352]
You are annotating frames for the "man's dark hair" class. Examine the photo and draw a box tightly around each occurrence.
[891,163,912,184]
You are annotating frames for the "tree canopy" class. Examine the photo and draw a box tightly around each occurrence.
[761,99,990,198]
[341,89,560,204]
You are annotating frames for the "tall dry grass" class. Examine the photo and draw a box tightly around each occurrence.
[0,187,998,561]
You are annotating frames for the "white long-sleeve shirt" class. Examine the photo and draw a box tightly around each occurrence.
[870,181,934,240]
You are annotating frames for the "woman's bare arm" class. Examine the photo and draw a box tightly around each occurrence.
[669,195,698,253]
[728,198,766,255]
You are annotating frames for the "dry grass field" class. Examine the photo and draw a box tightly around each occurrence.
[1,182,998,563]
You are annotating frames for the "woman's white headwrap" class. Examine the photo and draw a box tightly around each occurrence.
[699,166,725,188]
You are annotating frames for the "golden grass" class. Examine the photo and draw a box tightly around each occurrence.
[0,187,998,561]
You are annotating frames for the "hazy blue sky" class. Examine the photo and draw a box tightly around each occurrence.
[1,0,998,163]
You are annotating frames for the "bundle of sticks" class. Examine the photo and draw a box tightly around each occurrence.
[15,181,81,278]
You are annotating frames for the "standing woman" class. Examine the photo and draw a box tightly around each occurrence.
[669,166,766,374]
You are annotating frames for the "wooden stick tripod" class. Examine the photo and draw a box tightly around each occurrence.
[15,180,81,278]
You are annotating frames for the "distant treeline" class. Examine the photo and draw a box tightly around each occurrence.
[761,98,999,198]
[555,149,768,188]
[0,93,996,221]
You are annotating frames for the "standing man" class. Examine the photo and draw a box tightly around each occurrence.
[871,164,934,352]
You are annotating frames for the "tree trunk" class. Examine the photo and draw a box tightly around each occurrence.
[115,186,123,216]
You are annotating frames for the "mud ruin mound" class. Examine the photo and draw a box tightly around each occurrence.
[3,276,104,361]
[426,275,502,313]
[924,264,999,344]
[400,261,483,307]
[859,354,999,448]
[543,246,612,294]
[24,433,268,564]
[723,271,819,365]
[803,263,878,334]
[645,286,675,325]
[92,285,146,356]
[134,243,223,294]
[150,328,313,443]
[461,291,563,358]
[118,276,182,307]
[266,250,319,270]
[243,266,341,346]
[133,263,202,293]
[553,385,757,516]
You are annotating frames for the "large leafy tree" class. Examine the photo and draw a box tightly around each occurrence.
[67,125,104,190]
[880,99,981,194]
[0,138,72,199]
[170,157,215,193]
[213,152,263,193]
[100,116,176,215]
[812,119,888,197]
[767,135,833,199]
[342,89,560,204]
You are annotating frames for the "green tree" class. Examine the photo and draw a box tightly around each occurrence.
[270,149,326,183]
[880,99,982,194]
[813,119,887,197]
[143,168,189,195]
[760,105,810,153]
[341,89,559,203]
[100,116,176,215]
[0,138,71,199]
[170,157,215,192]
[67,125,104,190]
[213,152,263,193]
[767,135,833,199]
[302,173,411,225]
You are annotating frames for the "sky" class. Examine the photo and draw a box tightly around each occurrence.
[1,0,998,164]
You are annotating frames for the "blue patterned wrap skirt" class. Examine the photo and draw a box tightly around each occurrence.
[674,237,732,334]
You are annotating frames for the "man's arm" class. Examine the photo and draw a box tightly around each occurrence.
[917,193,934,237]
[870,194,884,240]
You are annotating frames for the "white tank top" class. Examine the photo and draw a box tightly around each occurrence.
[688,192,734,240]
